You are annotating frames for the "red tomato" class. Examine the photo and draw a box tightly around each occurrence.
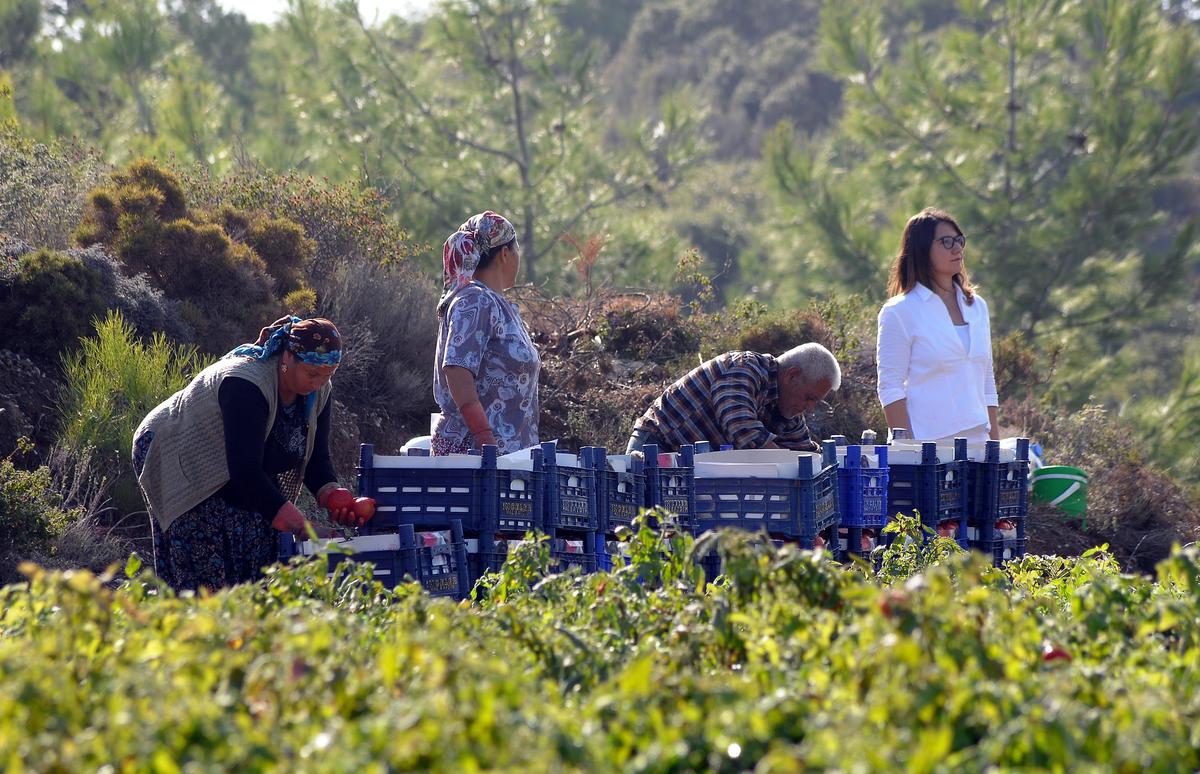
[880,589,907,619]
[1042,642,1073,662]
[352,496,376,524]
[326,488,354,511]
[813,534,826,550]
[936,520,959,538]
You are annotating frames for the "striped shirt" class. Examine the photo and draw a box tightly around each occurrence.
[633,351,816,452]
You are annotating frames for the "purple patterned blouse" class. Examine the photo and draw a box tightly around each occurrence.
[432,282,541,454]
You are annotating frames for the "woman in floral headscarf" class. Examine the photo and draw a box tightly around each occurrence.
[132,316,356,591]
[432,211,541,455]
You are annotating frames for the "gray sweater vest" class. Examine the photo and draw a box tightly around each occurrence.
[134,356,332,531]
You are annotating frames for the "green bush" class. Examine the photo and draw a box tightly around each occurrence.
[0,457,71,581]
[177,163,422,279]
[59,310,208,512]
[0,247,107,363]
[74,159,303,353]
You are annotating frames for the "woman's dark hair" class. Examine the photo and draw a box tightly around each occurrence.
[887,207,976,304]
[474,237,517,274]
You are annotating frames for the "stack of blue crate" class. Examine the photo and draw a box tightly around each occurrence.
[966,438,1030,565]
[352,443,540,598]
[277,521,470,597]
[885,438,970,548]
[827,439,889,561]
[535,441,599,574]
[591,444,700,571]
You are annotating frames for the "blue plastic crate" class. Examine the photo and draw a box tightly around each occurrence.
[279,524,471,598]
[398,522,471,599]
[356,444,541,535]
[968,439,1030,526]
[279,532,406,589]
[536,441,599,535]
[469,533,597,579]
[694,442,841,545]
[970,536,1026,566]
[552,534,597,573]
[642,443,698,534]
[838,527,882,560]
[886,439,968,540]
[586,447,645,535]
[836,444,890,529]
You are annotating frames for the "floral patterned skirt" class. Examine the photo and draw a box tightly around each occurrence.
[133,430,277,591]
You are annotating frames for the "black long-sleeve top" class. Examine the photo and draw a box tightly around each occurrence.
[216,377,337,521]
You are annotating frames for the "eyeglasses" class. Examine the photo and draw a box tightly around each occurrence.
[935,235,967,250]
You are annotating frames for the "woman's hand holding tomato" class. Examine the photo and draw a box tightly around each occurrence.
[351,497,376,526]
[323,487,356,526]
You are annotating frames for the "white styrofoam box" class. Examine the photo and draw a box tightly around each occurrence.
[400,435,432,454]
[298,533,401,555]
[370,450,536,471]
[496,455,536,471]
[693,449,824,479]
[694,449,819,465]
[554,452,583,468]
[605,454,633,474]
[889,438,1024,463]
[498,446,544,470]
[373,453,483,470]
[695,461,789,479]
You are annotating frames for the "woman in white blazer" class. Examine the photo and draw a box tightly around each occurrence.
[876,208,999,444]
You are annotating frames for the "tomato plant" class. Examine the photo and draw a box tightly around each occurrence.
[1,516,1198,771]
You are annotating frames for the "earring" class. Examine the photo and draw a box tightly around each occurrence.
[281,364,288,374]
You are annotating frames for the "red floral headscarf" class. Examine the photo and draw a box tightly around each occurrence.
[437,211,516,315]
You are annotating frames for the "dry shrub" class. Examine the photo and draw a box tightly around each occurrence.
[74,159,289,353]
[698,297,885,443]
[0,130,107,249]
[316,259,440,453]
[176,162,423,281]
[1007,399,1200,573]
[517,288,888,453]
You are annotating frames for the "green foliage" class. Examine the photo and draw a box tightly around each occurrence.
[0,248,107,363]
[0,458,71,568]
[1121,343,1200,486]
[768,0,1200,395]
[59,310,207,488]
[0,0,40,69]
[6,522,1200,769]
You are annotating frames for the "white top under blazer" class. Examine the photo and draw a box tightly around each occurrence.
[876,282,999,440]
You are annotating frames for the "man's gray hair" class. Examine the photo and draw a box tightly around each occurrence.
[777,343,842,390]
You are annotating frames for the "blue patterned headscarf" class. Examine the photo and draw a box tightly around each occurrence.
[226,316,342,366]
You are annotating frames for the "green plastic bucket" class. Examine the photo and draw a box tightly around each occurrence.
[1031,465,1089,516]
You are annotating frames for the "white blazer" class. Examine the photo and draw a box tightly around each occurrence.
[876,282,998,440]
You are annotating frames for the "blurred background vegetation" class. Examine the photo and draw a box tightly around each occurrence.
[0,0,1197,574]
